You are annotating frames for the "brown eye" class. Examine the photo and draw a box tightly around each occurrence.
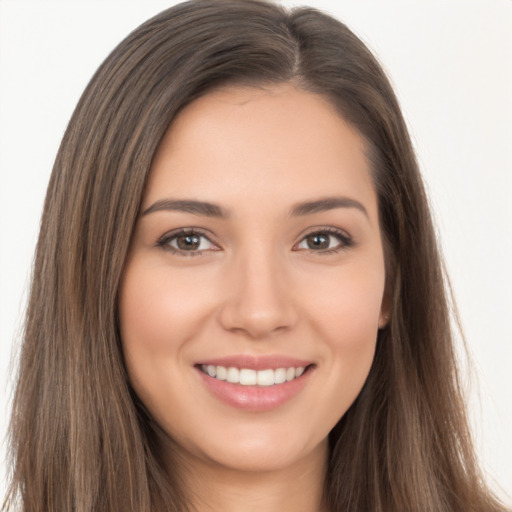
[176,233,201,251]
[305,233,331,250]
[295,229,352,253]
[157,230,218,255]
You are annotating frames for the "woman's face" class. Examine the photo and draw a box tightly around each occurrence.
[119,84,387,474]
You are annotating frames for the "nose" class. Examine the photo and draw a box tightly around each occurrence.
[217,248,298,340]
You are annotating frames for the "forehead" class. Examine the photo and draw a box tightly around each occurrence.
[144,84,377,219]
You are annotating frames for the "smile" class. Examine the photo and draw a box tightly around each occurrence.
[200,364,306,386]
[195,357,314,411]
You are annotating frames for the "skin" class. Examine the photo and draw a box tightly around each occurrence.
[119,83,388,512]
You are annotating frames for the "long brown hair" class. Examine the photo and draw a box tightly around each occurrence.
[4,1,507,511]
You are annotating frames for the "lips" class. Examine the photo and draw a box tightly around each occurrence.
[195,355,314,411]
[197,354,312,370]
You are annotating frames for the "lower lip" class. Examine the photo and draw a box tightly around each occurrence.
[196,366,313,412]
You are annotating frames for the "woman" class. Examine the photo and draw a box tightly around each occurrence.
[3,1,509,511]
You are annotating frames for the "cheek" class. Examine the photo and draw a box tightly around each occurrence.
[303,257,384,395]
[118,260,197,401]
[118,259,218,436]
[119,261,214,356]
[119,278,175,360]
[303,255,385,342]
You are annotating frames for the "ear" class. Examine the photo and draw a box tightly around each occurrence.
[378,239,395,329]
[378,308,390,329]
[378,276,392,329]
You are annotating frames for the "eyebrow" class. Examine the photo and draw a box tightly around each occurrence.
[142,196,368,219]
[289,196,369,218]
[142,199,229,218]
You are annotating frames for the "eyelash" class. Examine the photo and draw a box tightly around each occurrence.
[295,227,353,254]
[156,228,218,257]
[155,227,353,257]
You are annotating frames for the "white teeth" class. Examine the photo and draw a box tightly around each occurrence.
[239,369,257,385]
[257,369,274,386]
[274,368,287,384]
[216,366,227,380]
[226,367,239,383]
[200,365,308,386]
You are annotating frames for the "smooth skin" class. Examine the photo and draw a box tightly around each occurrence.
[119,83,388,512]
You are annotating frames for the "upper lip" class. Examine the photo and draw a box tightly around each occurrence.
[196,355,313,371]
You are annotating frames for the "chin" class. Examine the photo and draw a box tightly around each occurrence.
[169,421,330,476]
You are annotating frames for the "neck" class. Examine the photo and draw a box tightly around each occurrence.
[176,441,329,512]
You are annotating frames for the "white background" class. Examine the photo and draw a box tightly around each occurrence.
[1,0,511,505]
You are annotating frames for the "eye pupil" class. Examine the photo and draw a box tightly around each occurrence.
[307,233,330,250]
[177,234,200,250]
